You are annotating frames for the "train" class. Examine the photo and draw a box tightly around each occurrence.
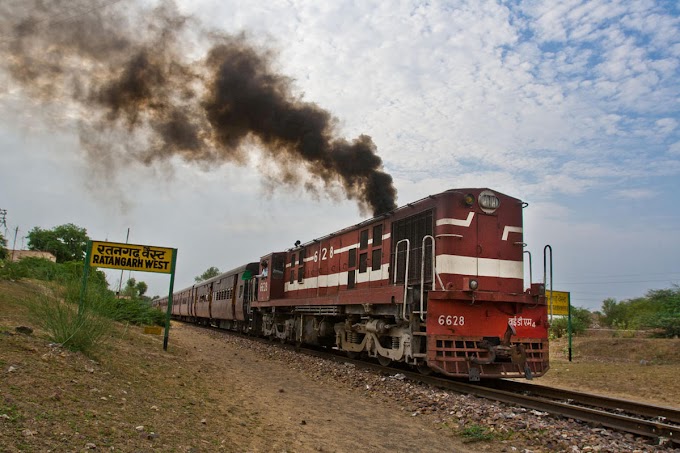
[156,188,550,380]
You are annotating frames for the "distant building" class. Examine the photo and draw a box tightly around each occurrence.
[8,250,57,262]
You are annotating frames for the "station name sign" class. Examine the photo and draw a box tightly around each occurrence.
[546,290,570,316]
[90,241,174,274]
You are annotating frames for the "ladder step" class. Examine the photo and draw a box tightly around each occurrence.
[412,353,427,358]
[412,331,427,336]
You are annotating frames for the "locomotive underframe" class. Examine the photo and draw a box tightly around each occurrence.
[253,295,549,381]
[173,287,548,381]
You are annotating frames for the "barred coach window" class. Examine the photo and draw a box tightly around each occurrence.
[360,229,369,249]
[371,249,381,271]
[359,253,367,273]
[373,224,383,246]
[348,248,357,267]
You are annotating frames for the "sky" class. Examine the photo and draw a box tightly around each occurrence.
[1,0,679,310]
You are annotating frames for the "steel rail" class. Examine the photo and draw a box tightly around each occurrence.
[427,377,680,443]
[479,379,680,425]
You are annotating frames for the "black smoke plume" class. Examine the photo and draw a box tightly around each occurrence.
[0,0,397,216]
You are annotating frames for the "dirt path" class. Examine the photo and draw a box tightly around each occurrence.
[169,322,477,453]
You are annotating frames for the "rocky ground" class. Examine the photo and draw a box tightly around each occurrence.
[195,325,680,453]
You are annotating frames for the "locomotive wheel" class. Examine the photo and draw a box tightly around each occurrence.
[416,362,433,375]
[377,356,392,367]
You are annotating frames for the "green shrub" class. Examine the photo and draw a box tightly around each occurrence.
[1,258,162,326]
[549,306,592,338]
[460,425,494,442]
[100,297,166,326]
[649,315,680,338]
[26,289,112,354]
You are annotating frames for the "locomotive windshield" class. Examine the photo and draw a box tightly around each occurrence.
[272,255,285,279]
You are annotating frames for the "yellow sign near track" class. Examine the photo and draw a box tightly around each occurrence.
[90,241,173,274]
[546,290,570,316]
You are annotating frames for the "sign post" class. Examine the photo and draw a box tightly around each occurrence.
[80,240,177,351]
[567,291,572,362]
[79,241,93,316]
[163,249,177,351]
[546,290,572,362]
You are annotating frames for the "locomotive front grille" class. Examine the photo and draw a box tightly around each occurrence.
[430,336,549,378]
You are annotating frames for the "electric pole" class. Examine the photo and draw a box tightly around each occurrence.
[11,226,18,261]
[0,209,7,239]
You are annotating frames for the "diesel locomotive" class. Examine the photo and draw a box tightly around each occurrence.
[157,188,550,380]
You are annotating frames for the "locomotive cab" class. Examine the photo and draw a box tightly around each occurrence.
[257,253,287,301]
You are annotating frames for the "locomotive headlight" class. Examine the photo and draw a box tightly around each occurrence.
[478,190,500,214]
[463,193,475,207]
[468,279,479,290]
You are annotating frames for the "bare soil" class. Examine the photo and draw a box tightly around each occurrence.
[542,336,680,408]
[1,279,679,452]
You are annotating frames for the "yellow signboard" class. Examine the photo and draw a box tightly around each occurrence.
[144,326,163,335]
[546,290,570,316]
[90,241,174,274]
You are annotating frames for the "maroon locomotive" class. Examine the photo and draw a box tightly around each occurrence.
[158,188,550,380]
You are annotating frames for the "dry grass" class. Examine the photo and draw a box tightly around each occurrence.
[542,335,680,407]
[0,280,245,452]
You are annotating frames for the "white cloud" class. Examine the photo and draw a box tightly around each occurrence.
[612,188,656,200]
[655,118,678,134]
[1,0,679,299]
[668,141,680,155]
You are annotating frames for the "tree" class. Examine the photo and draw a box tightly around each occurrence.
[0,232,7,260]
[136,280,148,297]
[599,287,680,337]
[121,278,149,299]
[549,306,593,338]
[27,223,89,263]
[600,298,627,328]
[195,266,220,282]
[646,286,680,338]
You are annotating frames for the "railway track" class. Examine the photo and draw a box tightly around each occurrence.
[196,323,680,446]
[297,345,680,446]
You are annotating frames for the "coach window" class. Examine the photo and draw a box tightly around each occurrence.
[373,224,383,247]
[299,248,305,266]
[291,253,296,266]
[359,252,368,273]
[297,266,304,283]
[360,229,369,250]
[371,249,381,271]
[348,248,357,268]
